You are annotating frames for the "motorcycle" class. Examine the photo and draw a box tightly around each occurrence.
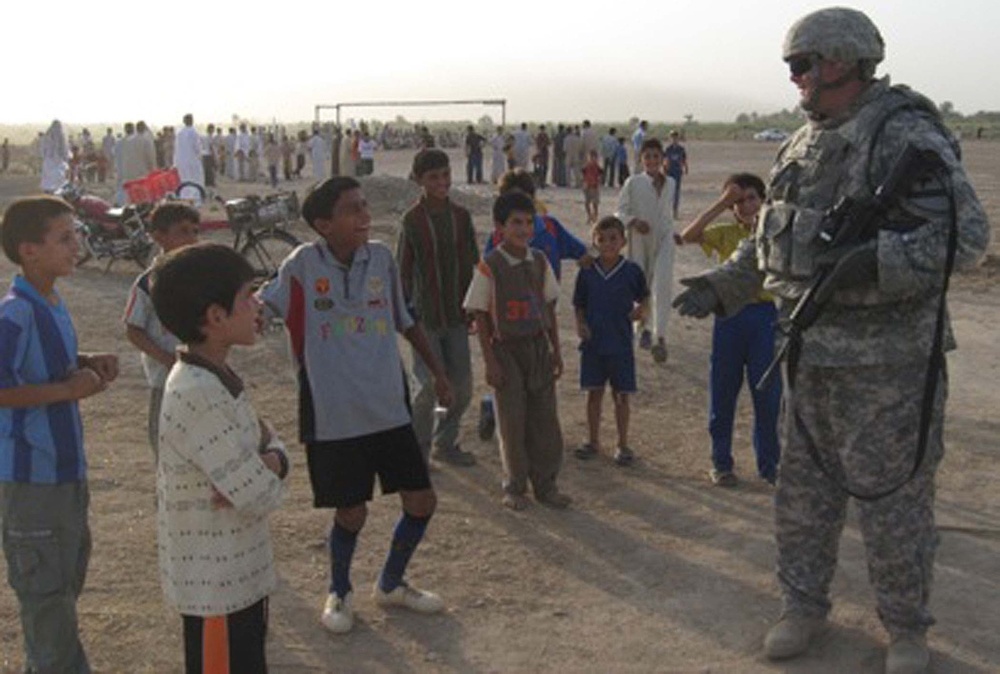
[54,183,156,271]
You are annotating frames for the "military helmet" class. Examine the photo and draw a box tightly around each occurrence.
[783,7,885,64]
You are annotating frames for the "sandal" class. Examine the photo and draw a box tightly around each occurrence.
[501,493,531,511]
[614,446,635,466]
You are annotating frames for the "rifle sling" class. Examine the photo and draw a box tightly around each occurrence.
[786,181,957,502]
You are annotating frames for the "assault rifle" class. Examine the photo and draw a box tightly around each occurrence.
[755,144,944,391]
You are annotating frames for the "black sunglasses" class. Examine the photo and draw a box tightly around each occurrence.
[787,54,819,77]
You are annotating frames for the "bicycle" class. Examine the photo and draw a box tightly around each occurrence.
[223,191,302,279]
[177,182,302,280]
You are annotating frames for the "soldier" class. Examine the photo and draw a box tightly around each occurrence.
[673,8,989,674]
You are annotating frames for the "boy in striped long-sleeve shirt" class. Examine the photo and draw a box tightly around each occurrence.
[397,148,480,466]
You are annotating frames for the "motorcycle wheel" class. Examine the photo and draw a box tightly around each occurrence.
[132,239,157,270]
[75,225,94,267]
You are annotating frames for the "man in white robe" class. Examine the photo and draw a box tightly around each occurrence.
[40,120,69,192]
[512,123,532,169]
[489,127,506,184]
[173,114,205,201]
[308,128,328,181]
[615,141,676,361]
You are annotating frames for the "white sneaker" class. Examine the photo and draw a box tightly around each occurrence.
[321,591,354,634]
[373,581,444,614]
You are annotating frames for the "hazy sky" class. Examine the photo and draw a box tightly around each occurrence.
[7,0,999,127]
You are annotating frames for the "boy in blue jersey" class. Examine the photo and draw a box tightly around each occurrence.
[0,196,118,673]
[258,176,454,635]
[572,216,649,466]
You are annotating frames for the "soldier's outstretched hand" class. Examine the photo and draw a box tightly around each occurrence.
[672,278,719,318]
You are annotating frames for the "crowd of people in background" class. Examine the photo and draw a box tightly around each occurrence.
[23,116,688,206]
[25,117,430,203]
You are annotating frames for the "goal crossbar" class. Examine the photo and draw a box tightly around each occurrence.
[314,99,506,127]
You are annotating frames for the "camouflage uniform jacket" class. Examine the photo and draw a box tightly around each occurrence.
[699,77,990,367]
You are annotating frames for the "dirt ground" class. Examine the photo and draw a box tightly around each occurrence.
[0,141,998,673]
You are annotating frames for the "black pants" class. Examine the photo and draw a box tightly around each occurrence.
[467,154,483,183]
[534,155,549,188]
[182,597,268,674]
[202,156,216,188]
[603,158,616,187]
[618,162,630,187]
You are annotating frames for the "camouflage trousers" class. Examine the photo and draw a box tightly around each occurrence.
[775,360,946,638]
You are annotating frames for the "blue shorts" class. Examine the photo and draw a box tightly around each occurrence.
[579,349,636,393]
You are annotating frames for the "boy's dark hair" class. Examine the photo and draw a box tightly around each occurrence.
[492,189,535,225]
[411,148,450,179]
[1,196,73,264]
[640,138,664,155]
[151,243,255,344]
[301,176,361,228]
[497,168,536,197]
[724,172,766,199]
[149,202,200,233]
[593,215,626,238]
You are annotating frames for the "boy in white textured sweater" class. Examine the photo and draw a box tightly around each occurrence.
[152,243,290,674]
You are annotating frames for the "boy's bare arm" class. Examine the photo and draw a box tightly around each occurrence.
[403,323,455,408]
[78,352,119,382]
[472,311,505,389]
[676,183,742,245]
[631,297,650,322]
[0,369,106,408]
[545,302,562,379]
[125,325,175,369]
[575,307,591,341]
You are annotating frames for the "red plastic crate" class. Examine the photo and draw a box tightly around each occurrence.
[123,178,153,204]
[148,168,180,200]
[123,168,181,204]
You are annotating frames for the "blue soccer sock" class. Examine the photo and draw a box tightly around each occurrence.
[329,521,359,598]
[378,511,431,593]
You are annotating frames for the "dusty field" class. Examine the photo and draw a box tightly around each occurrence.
[1,141,998,673]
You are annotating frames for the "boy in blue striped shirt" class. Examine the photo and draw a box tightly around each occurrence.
[0,196,118,673]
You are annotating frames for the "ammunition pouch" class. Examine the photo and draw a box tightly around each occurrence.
[757,203,827,280]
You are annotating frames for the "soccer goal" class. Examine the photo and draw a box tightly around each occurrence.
[314,98,507,128]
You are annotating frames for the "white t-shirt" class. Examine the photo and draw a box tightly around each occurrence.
[123,263,180,388]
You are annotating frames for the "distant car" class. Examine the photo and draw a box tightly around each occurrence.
[754,128,789,142]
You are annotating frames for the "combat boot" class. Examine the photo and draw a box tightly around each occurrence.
[763,614,826,660]
[885,634,930,674]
